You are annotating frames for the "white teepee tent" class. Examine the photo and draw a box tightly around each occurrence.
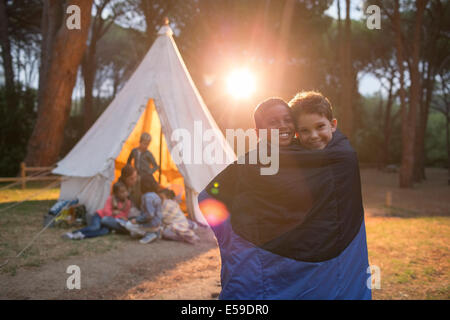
[53,25,236,224]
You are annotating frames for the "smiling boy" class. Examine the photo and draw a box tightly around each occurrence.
[289,91,337,150]
[253,97,296,147]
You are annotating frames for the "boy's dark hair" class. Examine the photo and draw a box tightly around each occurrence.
[158,188,176,200]
[120,164,136,180]
[112,181,127,195]
[288,91,333,121]
[140,132,151,143]
[141,177,159,194]
[253,97,290,128]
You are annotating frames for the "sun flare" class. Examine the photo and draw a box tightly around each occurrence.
[226,69,256,99]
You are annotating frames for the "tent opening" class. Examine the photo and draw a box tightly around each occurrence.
[113,99,187,212]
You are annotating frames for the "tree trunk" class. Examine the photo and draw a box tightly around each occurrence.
[414,65,434,182]
[81,45,96,132]
[25,0,93,166]
[382,75,395,167]
[339,0,354,139]
[81,0,113,132]
[397,0,427,188]
[38,0,64,109]
[0,0,14,93]
[273,0,295,93]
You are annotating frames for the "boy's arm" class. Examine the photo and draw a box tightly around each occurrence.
[135,195,154,224]
[127,149,135,165]
[288,129,353,167]
[118,200,131,220]
[146,152,159,173]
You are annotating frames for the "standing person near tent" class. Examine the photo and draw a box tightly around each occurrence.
[62,182,131,240]
[127,133,159,193]
[198,95,371,299]
[158,188,200,245]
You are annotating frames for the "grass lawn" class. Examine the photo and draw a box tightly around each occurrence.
[366,216,450,299]
[0,183,129,276]
[0,174,449,299]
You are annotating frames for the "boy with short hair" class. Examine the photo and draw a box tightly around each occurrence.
[127,132,159,191]
[289,91,337,150]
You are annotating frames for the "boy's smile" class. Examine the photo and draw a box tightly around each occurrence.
[257,104,295,147]
[296,113,337,150]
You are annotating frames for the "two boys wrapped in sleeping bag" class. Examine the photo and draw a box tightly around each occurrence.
[198,130,371,299]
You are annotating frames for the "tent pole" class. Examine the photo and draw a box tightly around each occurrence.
[158,126,162,183]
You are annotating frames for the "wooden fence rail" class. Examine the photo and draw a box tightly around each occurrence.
[0,162,60,189]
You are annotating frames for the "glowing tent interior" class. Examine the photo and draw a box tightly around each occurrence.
[52,24,236,224]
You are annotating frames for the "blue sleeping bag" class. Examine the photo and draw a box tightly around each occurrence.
[198,130,371,299]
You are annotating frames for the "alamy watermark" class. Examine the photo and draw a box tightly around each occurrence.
[171,121,280,175]
[366,4,381,30]
[66,265,81,290]
[66,5,81,30]
[367,265,381,290]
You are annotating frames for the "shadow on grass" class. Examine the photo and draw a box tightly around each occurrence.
[368,205,450,219]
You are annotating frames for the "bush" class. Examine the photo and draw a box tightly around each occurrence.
[0,86,37,176]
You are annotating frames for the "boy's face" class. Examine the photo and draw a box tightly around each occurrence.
[257,104,295,147]
[139,139,150,151]
[295,113,337,150]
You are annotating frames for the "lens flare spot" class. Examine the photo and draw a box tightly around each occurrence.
[226,68,256,99]
[199,198,229,226]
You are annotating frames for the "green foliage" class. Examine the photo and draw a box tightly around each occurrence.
[426,111,448,167]
[354,94,448,167]
[354,94,401,164]
[0,86,37,176]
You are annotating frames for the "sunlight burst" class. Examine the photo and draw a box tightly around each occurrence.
[226,69,256,99]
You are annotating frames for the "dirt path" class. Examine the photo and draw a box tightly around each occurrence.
[0,227,221,300]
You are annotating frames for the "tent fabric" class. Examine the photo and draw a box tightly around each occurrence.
[198,130,371,299]
[53,25,236,223]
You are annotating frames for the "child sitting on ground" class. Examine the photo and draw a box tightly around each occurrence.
[121,179,162,244]
[63,182,131,240]
[158,188,200,245]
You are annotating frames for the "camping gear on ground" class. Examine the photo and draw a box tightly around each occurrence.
[52,24,236,225]
[49,199,79,215]
[43,199,86,228]
[54,204,86,228]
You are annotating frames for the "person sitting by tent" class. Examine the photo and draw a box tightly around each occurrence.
[118,164,142,219]
[127,132,159,196]
[159,188,200,245]
[120,179,162,244]
[62,182,131,240]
